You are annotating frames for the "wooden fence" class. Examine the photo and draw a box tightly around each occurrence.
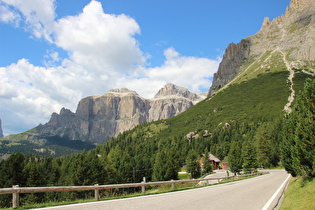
[0,172,267,208]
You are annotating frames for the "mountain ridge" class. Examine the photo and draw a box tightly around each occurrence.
[208,0,315,96]
[35,83,205,144]
[1,0,314,158]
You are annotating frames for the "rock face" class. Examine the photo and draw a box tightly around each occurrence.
[149,84,203,121]
[0,118,4,138]
[38,84,205,144]
[208,0,315,96]
[208,40,250,95]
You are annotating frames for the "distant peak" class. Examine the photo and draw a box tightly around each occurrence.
[259,0,314,32]
[106,88,139,97]
[154,83,190,98]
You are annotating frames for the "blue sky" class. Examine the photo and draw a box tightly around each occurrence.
[0,0,291,135]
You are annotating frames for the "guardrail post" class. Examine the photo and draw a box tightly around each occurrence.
[141,177,146,194]
[12,185,19,209]
[171,179,175,189]
[94,184,99,201]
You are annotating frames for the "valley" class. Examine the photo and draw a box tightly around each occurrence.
[0,0,315,208]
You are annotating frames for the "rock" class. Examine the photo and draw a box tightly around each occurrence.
[208,39,250,96]
[186,131,198,141]
[149,84,204,121]
[38,84,205,144]
[203,130,212,138]
[208,0,315,96]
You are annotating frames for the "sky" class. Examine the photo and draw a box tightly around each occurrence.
[0,0,291,135]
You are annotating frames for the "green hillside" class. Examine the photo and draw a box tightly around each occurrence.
[0,131,95,158]
[0,65,314,208]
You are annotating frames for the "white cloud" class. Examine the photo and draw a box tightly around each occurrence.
[54,0,145,74]
[0,0,56,41]
[0,3,20,26]
[0,0,221,135]
[113,48,220,99]
[145,48,220,94]
[0,59,76,134]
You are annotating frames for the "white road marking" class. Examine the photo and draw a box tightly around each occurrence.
[261,173,291,210]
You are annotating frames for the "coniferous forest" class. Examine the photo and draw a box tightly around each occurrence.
[0,75,314,207]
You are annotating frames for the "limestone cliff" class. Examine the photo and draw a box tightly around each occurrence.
[208,0,315,96]
[38,84,205,144]
[149,84,204,121]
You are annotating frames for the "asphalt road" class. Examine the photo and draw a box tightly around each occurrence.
[35,170,290,210]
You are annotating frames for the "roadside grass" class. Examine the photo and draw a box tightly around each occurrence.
[4,173,266,209]
[178,173,190,180]
[280,177,315,210]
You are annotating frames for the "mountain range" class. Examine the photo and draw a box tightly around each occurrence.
[0,84,206,157]
[0,0,314,158]
[36,83,205,144]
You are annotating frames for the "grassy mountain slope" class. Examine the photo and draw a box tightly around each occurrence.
[1,51,313,158]
[0,127,95,158]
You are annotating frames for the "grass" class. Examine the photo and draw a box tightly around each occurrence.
[178,173,190,180]
[280,177,315,210]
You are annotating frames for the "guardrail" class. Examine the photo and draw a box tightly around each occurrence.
[0,172,267,208]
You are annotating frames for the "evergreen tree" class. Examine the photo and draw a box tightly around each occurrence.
[152,149,180,181]
[280,78,315,177]
[255,123,273,168]
[186,150,201,179]
[242,141,258,174]
[202,151,213,175]
[0,152,26,187]
[228,141,243,175]
[152,151,165,181]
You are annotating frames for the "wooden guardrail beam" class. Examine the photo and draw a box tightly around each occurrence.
[0,172,268,208]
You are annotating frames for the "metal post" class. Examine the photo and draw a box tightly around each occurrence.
[12,185,19,209]
[141,177,146,193]
[94,184,99,201]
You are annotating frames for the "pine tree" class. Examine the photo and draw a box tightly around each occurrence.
[228,141,243,175]
[255,123,273,168]
[242,141,258,174]
[186,150,201,179]
[281,78,315,177]
[202,151,213,175]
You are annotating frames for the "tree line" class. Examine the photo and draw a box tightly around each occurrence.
[0,78,314,207]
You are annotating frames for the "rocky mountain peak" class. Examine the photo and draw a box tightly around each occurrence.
[154,83,190,98]
[153,83,205,104]
[288,0,313,10]
[208,0,315,96]
[38,84,204,144]
[91,88,140,99]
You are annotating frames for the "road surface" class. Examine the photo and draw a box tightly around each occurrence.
[35,170,290,210]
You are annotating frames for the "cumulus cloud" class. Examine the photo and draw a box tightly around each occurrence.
[0,3,20,26]
[0,59,79,134]
[0,0,56,41]
[54,1,145,73]
[146,48,220,94]
[114,48,220,99]
[0,0,220,135]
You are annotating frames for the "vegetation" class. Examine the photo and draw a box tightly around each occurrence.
[280,78,315,178]
[0,135,95,158]
[0,71,313,208]
[280,177,315,210]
